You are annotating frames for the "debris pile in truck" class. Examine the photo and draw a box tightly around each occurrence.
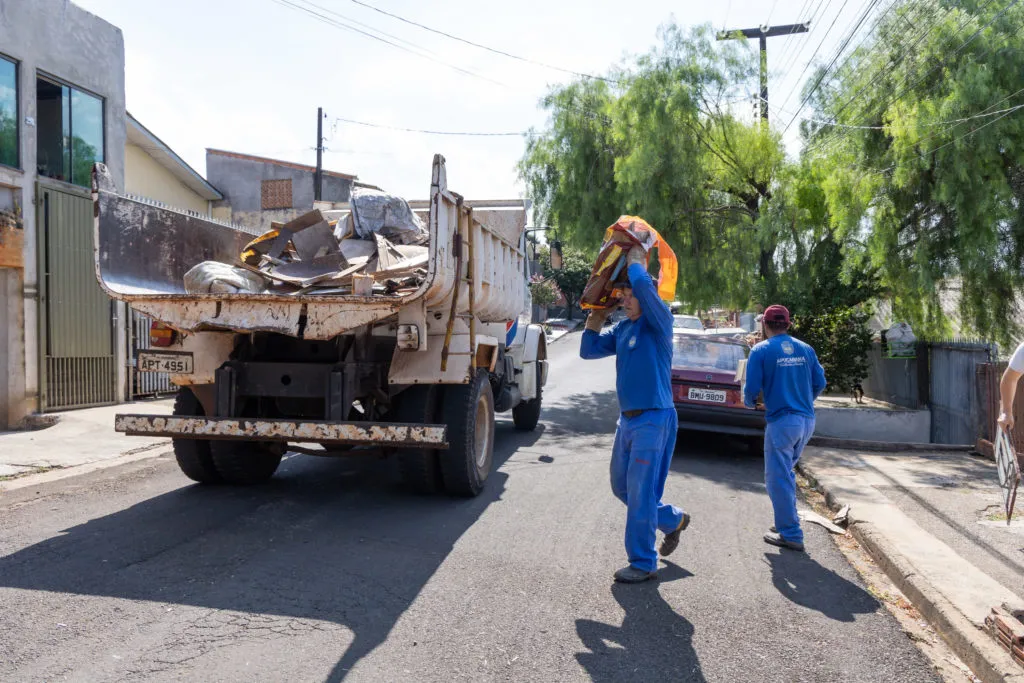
[183,188,429,297]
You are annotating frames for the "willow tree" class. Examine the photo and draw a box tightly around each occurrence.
[519,23,787,309]
[802,0,1024,343]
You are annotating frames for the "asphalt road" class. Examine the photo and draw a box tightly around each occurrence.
[0,332,942,682]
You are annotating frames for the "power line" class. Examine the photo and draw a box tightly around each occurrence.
[802,0,993,156]
[874,97,1024,176]
[333,116,525,136]
[349,0,620,84]
[269,0,506,86]
[774,0,832,89]
[806,0,1017,157]
[768,96,1024,130]
[776,0,854,120]
[782,0,885,135]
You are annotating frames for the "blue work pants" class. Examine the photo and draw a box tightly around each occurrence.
[764,414,816,544]
[610,408,684,572]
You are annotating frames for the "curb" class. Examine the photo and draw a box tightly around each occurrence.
[546,326,582,345]
[808,435,972,453]
[0,442,171,493]
[799,462,1024,683]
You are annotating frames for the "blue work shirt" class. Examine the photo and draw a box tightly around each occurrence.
[579,263,674,413]
[743,334,827,423]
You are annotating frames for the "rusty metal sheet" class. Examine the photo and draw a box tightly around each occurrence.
[995,426,1021,524]
[114,414,448,448]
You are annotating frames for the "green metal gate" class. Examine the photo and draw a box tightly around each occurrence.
[38,182,116,410]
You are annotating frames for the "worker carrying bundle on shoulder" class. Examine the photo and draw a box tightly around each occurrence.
[579,216,687,584]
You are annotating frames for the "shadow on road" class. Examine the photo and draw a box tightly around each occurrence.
[763,551,879,622]
[0,422,544,681]
[541,389,620,436]
[575,569,705,682]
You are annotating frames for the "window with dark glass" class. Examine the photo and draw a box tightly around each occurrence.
[36,77,103,186]
[0,56,17,168]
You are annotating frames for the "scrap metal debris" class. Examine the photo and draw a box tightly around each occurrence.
[798,509,848,535]
[832,504,851,527]
[185,193,428,297]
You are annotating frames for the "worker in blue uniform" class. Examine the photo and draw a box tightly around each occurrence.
[743,305,827,552]
[580,248,690,583]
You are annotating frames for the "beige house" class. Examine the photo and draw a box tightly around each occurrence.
[126,114,221,214]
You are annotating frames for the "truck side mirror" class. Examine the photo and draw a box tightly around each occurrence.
[549,240,563,271]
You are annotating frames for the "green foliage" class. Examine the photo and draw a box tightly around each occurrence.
[547,246,592,307]
[529,279,558,307]
[519,23,788,309]
[804,0,1024,345]
[791,307,874,394]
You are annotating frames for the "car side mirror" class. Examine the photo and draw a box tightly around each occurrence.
[549,240,563,271]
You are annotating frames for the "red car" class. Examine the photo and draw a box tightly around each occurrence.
[671,332,766,443]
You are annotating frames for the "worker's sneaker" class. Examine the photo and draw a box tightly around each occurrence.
[613,566,657,583]
[659,512,692,557]
[763,531,804,552]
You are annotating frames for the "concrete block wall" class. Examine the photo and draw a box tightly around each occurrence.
[0,0,126,427]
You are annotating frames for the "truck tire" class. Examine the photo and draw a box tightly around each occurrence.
[439,370,495,497]
[209,440,282,485]
[392,385,444,494]
[512,362,543,431]
[172,388,222,484]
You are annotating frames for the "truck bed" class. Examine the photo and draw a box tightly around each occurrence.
[93,155,526,340]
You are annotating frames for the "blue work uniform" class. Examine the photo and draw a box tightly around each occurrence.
[580,263,684,573]
[743,334,827,544]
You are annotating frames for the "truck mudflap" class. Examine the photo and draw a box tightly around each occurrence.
[114,414,448,448]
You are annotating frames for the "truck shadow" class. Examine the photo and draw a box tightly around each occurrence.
[0,423,544,681]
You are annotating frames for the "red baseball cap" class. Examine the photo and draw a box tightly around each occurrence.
[763,304,791,326]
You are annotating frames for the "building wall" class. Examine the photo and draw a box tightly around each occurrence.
[207,152,353,233]
[125,142,208,215]
[0,0,126,427]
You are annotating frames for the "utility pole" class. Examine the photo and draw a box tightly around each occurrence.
[717,23,809,123]
[315,107,324,201]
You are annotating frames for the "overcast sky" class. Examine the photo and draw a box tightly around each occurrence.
[73,0,872,202]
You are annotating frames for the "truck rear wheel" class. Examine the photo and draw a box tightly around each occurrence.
[172,388,222,484]
[209,441,282,485]
[440,370,495,497]
[392,385,444,494]
[512,362,543,431]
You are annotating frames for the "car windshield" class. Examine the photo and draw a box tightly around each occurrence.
[673,316,703,330]
[672,337,747,372]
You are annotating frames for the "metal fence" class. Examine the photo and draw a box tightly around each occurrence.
[861,342,921,409]
[929,340,996,445]
[129,308,174,399]
[861,338,996,445]
[38,182,117,411]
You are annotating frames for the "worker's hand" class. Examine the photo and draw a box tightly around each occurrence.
[585,308,611,332]
[999,411,1015,432]
[626,246,648,268]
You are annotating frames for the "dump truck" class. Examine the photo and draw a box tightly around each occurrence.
[93,155,548,496]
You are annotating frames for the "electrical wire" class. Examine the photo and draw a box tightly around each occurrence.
[776,0,854,118]
[269,0,506,86]
[348,0,620,84]
[333,116,525,136]
[806,0,1017,157]
[782,0,886,135]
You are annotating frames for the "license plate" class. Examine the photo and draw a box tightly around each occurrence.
[688,387,726,403]
[137,351,193,374]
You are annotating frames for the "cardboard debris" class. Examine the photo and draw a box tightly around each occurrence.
[200,205,429,297]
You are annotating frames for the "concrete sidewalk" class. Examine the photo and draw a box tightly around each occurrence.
[801,446,1024,683]
[0,399,174,479]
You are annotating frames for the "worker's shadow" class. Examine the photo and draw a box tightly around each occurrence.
[575,562,706,682]
[764,551,879,622]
